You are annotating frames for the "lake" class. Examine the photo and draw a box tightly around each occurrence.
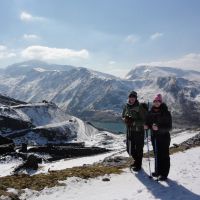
[90,121,126,134]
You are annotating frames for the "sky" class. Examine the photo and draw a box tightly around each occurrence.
[0,0,200,77]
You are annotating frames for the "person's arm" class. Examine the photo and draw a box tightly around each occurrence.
[158,111,172,133]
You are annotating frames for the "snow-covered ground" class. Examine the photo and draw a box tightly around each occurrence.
[17,146,200,200]
[1,131,200,199]
[0,130,198,178]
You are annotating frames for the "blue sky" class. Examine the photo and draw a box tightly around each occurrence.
[0,0,200,77]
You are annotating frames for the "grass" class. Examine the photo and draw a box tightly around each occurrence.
[0,164,124,199]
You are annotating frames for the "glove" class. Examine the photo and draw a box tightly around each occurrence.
[152,123,159,131]
[125,116,134,126]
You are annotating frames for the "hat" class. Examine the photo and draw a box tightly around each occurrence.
[128,91,137,98]
[153,94,162,103]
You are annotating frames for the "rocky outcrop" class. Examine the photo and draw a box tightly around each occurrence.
[14,154,42,173]
[0,116,33,131]
[0,144,15,155]
[0,135,14,145]
[27,145,110,161]
[0,94,26,106]
[172,132,200,151]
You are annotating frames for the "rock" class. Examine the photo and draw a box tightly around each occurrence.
[173,143,179,148]
[0,135,14,145]
[25,154,42,170]
[102,178,110,182]
[14,154,42,173]
[19,143,27,152]
[0,144,15,155]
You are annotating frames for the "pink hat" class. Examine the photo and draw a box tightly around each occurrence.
[153,94,162,103]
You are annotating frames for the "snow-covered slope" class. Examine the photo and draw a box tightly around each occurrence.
[35,147,200,200]
[22,146,200,200]
[126,65,200,81]
[0,95,123,146]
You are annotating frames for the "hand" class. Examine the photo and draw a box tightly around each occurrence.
[144,125,148,130]
[152,124,158,131]
[124,116,134,126]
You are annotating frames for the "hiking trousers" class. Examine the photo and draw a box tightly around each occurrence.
[126,126,144,168]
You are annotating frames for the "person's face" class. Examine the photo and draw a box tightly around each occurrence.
[129,97,136,104]
[153,100,161,108]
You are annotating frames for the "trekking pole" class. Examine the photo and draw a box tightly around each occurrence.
[146,100,152,178]
[154,135,158,181]
[146,129,152,178]
[128,126,132,156]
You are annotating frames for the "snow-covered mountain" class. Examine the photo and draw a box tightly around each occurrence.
[0,94,123,148]
[0,61,200,127]
[126,65,200,81]
[0,60,135,120]
[125,65,200,127]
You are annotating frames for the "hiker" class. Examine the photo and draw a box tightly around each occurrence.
[122,91,147,171]
[144,94,172,181]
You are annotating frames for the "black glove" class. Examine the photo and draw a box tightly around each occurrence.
[125,116,134,126]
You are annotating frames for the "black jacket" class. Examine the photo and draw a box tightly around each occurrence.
[145,103,172,134]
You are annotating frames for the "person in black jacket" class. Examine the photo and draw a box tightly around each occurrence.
[122,91,147,171]
[144,94,172,181]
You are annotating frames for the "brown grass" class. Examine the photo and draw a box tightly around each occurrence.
[0,164,123,198]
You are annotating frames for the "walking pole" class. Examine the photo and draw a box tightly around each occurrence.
[146,129,152,178]
[145,99,152,178]
[154,135,158,180]
[128,126,132,156]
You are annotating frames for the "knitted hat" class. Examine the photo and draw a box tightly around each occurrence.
[128,91,137,98]
[153,94,162,103]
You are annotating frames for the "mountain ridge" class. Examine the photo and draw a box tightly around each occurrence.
[0,60,200,127]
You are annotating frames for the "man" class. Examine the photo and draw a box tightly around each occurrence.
[122,91,146,171]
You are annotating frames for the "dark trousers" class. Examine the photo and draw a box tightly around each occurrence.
[126,126,144,168]
[151,133,171,177]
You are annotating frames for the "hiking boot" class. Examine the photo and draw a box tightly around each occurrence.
[152,172,159,177]
[158,175,167,181]
[132,166,141,172]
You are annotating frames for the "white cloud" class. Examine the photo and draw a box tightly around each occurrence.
[21,45,89,61]
[137,53,200,71]
[23,34,40,40]
[150,32,163,40]
[0,45,16,59]
[0,45,7,51]
[109,61,116,65]
[20,11,45,22]
[125,34,140,44]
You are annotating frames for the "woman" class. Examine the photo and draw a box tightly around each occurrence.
[144,94,172,181]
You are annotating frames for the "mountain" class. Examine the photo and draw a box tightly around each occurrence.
[126,65,200,81]
[4,60,75,76]
[126,65,200,127]
[0,94,122,148]
[0,60,135,121]
[0,61,200,127]
[0,93,26,106]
